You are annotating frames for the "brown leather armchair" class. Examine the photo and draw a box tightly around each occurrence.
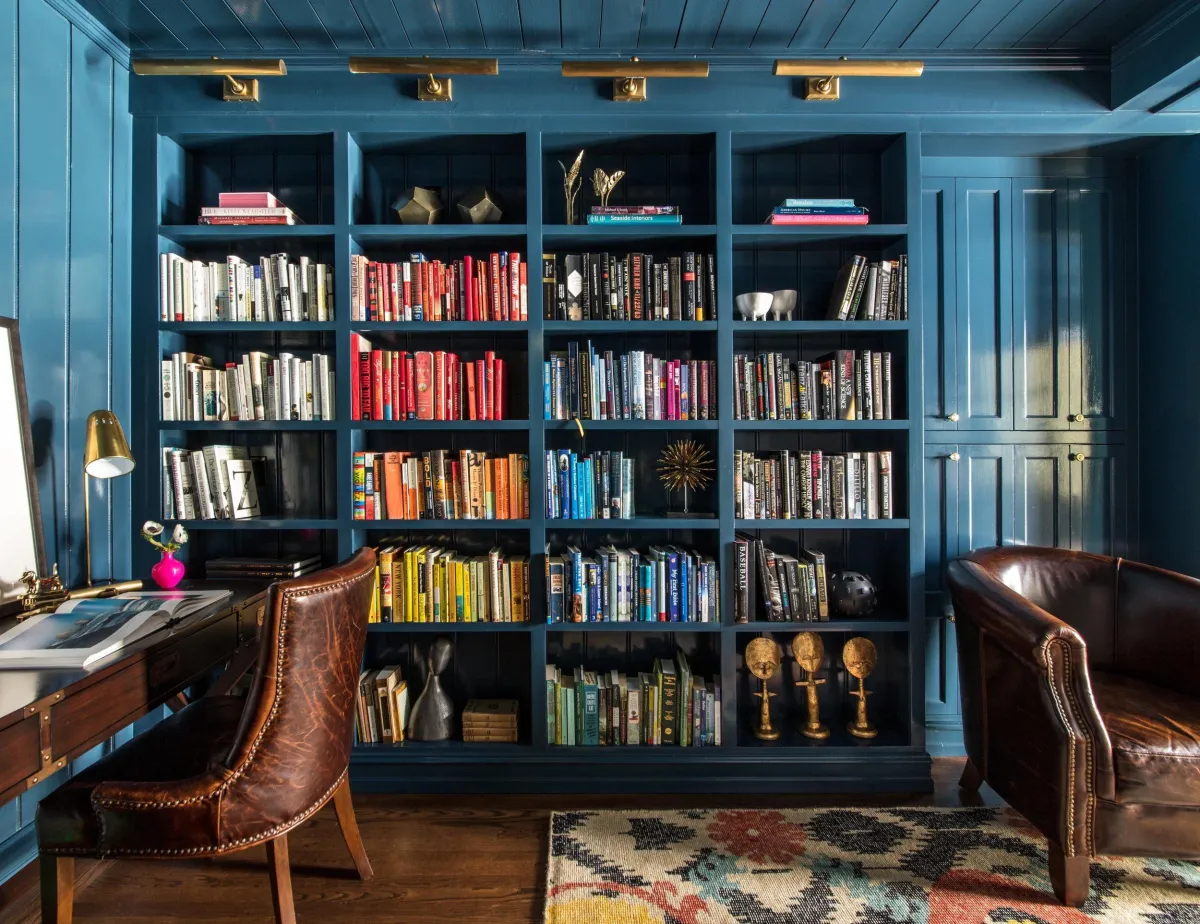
[948,546,1200,907]
[35,548,378,924]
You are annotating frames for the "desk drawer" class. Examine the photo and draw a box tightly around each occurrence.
[0,714,40,796]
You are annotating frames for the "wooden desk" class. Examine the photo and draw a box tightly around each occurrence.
[0,582,267,806]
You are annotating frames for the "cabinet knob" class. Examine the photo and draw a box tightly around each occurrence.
[948,452,960,462]
[1071,452,1085,462]
[1073,413,1085,422]
[947,413,959,422]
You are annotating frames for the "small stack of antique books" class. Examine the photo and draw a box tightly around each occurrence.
[462,699,518,743]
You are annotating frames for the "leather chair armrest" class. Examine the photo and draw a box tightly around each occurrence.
[90,768,228,810]
[87,770,230,856]
[948,558,1113,856]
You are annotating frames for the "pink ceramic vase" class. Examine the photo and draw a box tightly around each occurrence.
[151,550,186,589]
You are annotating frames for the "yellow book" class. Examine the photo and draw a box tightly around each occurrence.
[454,556,466,623]
[405,546,419,623]
[390,548,404,623]
[446,554,458,623]
[511,556,527,623]
[463,558,474,623]
[379,546,395,622]
[416,547,429,623]
[368,565,380,624]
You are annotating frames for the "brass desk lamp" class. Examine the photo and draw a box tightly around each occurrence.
[83,410,134,586]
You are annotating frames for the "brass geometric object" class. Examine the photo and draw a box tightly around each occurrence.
[456,187,504,224]
[843,637,878,739]
[562,57,709,102]
[746,637,782,742]
[392,186,444,225]
[792,632,829,740]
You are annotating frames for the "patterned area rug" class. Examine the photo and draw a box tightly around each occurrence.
[545,807,1200,923]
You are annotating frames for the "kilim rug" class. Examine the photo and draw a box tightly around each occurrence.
[544,807,1200,923]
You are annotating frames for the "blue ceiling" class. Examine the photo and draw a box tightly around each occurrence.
[76,0,1175,54]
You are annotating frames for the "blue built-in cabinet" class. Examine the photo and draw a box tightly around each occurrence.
[921,160,1134,753]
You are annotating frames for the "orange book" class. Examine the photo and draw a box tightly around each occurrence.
[495,457,508,520]
[468,452,485,519]
[511,454,521,520]
[465,362,477,420]
[483,459,495,519]
[415,352,434,420]
[433,351,446,420]
[384,452,404,519]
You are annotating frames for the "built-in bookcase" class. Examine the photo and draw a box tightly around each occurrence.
[133,126,925,793]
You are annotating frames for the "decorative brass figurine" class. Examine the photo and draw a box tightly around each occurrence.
[746,637,782,741]
[792,632,829,740]
[843,637,878,739]
[591,167,626,207]
[559,149,584,225]
[19,566,66,617]
[657,439,713,516]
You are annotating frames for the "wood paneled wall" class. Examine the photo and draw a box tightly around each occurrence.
[0,0,131,888]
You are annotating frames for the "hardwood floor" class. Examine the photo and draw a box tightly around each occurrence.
[0,758,1001,924]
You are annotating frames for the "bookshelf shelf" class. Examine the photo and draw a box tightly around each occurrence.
[137,124,928,793]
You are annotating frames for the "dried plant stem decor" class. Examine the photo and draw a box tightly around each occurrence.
[559,149,584,225]
[591,168,626,207]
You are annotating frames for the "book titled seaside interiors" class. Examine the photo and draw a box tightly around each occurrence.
[588,206,681,225]
[0,590,232,670]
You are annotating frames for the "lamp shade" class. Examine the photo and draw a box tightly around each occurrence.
[83,410,134,479]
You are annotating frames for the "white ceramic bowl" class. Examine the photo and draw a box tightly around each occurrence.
[736,291,774,321]
[771,289,797,320]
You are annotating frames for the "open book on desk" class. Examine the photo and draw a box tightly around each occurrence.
[0,590,233,670]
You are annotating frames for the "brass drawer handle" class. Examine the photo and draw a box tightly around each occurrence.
[1071,453,1085,462]
[1072,413,1085,422]
[948,452,960,462]
[947,413,959,422]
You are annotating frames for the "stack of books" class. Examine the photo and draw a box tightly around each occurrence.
[733,538,829,623]
[350,337,507,422]
[353,450,529,521]
[356,666,409,745]
[733,349,893,421]
[547,651,720,747]
[462,700,519,743]
[350,252,526,322]
[543,252,715,321]
[205,555,321,580]
[159,253,333,322]
[545,449,634,520]
[735,448,894,521]
[766,198,869,226]
[827,255,908,320]
[161,350,335,422]
[199,192,301,226]
[161,445,261,521]
[587,206,681,225]
[372,544,530,624]
[547,545,718,624]
[545,343,715,422]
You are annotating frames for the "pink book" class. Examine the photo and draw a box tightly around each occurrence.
[218,192,282,208]
[768,214,869,225]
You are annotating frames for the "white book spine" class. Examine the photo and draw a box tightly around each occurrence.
[159,253,170,321]
[161,361,175,421]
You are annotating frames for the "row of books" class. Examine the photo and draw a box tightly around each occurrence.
[548,652,720,746]
[586,205,681,225]
[767,198,868,226]
[353,450,530,521]
[545,344,716,421]
[356,667,409,744]
[349,337,507,421]
[827,256,908,321]
[733,350,894,421]
[199,192,301,226]
[735,449,895,521]
[461,700,519,744]
[546,546,719,624]
[161,446,261,520]
[372,545,530,624]
[349,253,527,322]
[159,253,333,323]
[543,252,715,322]
[205,555,321,580]
[161,351,335,422]
[545,449,634,520]
[733,537,829,623]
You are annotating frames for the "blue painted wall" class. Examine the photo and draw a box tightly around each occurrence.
[1137,135,1200,577]
[0,0,133,889]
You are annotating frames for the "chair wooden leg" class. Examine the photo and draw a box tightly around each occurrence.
[332,778,373,880]
[959,758,983,793]
[1049,841,1090,907]
[265,835,297,924]
[40,854,73,924]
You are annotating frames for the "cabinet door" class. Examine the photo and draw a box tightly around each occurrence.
[1069,179,1128,431]
[1069,444,1129,556]
[954,179,1013,430]
[923,179,958,431]
[1013,180,1071,430]
[958,444,1016,554]
[1013,444,1070,548]
[924,444,959,724]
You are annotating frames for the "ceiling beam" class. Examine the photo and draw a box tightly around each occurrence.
[1112,0,1200,111]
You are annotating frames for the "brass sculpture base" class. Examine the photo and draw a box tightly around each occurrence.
[754,723,781,742]
[848,721,878,739]
[803,722,831,740]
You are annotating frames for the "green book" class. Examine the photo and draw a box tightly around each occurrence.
[655,658,678,746]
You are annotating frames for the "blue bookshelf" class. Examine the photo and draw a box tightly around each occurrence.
[133,125,927,793]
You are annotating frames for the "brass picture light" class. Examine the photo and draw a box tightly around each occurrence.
[773,57,924,101]
[348,57,500,102]
[562,57,710,102]
[131,58,287,102]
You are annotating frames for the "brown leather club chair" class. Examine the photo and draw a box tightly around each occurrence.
[35,548,378,924]
[947,546,1200,907]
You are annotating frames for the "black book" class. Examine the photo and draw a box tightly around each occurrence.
[567,341,580,417]
[799,548,828,620]
[565,254,583,321]
[668,256,682,320]
[600,252,612,320]
[734,534,751,623]
[705,253,716,319]
[683,252,697,319]
[542,254,557,321]
[826,255,866,320]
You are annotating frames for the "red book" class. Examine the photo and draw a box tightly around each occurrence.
[465,362,477,420]
[366,262,378,322]
[381,349,392,419]
[402,262,412,320]
[519,259,528,321]
[475,360,486,420]
[768,214,869,225]
[388,262,399,322]
[429,262,439,321]
[218,192,281,208]
[449,354,459,420]
[405,355,416,419]
[350,333,364,421]
[395,351,407,423]
[500,254,510,321]
[358,336,373,420]
[493,359,504,421]
[371,351,385,421]
[699,361,710,420]
[415,352,434,420]
[198,216,292,225]
[463,255,474,321]
[509,253,520,321]
[490,253,502,322]
[412,261,424,321]
[433,351,446,420]
[632,254,643,320]
[484,352,496,422]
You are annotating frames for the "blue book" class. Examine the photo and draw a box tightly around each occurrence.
[679,552,690,623]
[569,546,584,622]
[586,214,683,225]
[667,550,680,622]
[579,670,600,745]
[773,206,867,215]
[560,450,574,518]
[543,361,552,419]
[783,198,855,208]
[547,557,565,624]
[588,562,601,621]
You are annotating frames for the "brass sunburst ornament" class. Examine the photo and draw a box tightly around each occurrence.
[657,439,713,516]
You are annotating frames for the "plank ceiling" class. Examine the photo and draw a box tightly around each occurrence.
[76,0,1172,54]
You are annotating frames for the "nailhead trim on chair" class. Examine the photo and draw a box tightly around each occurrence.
[1043,637,1096,858]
